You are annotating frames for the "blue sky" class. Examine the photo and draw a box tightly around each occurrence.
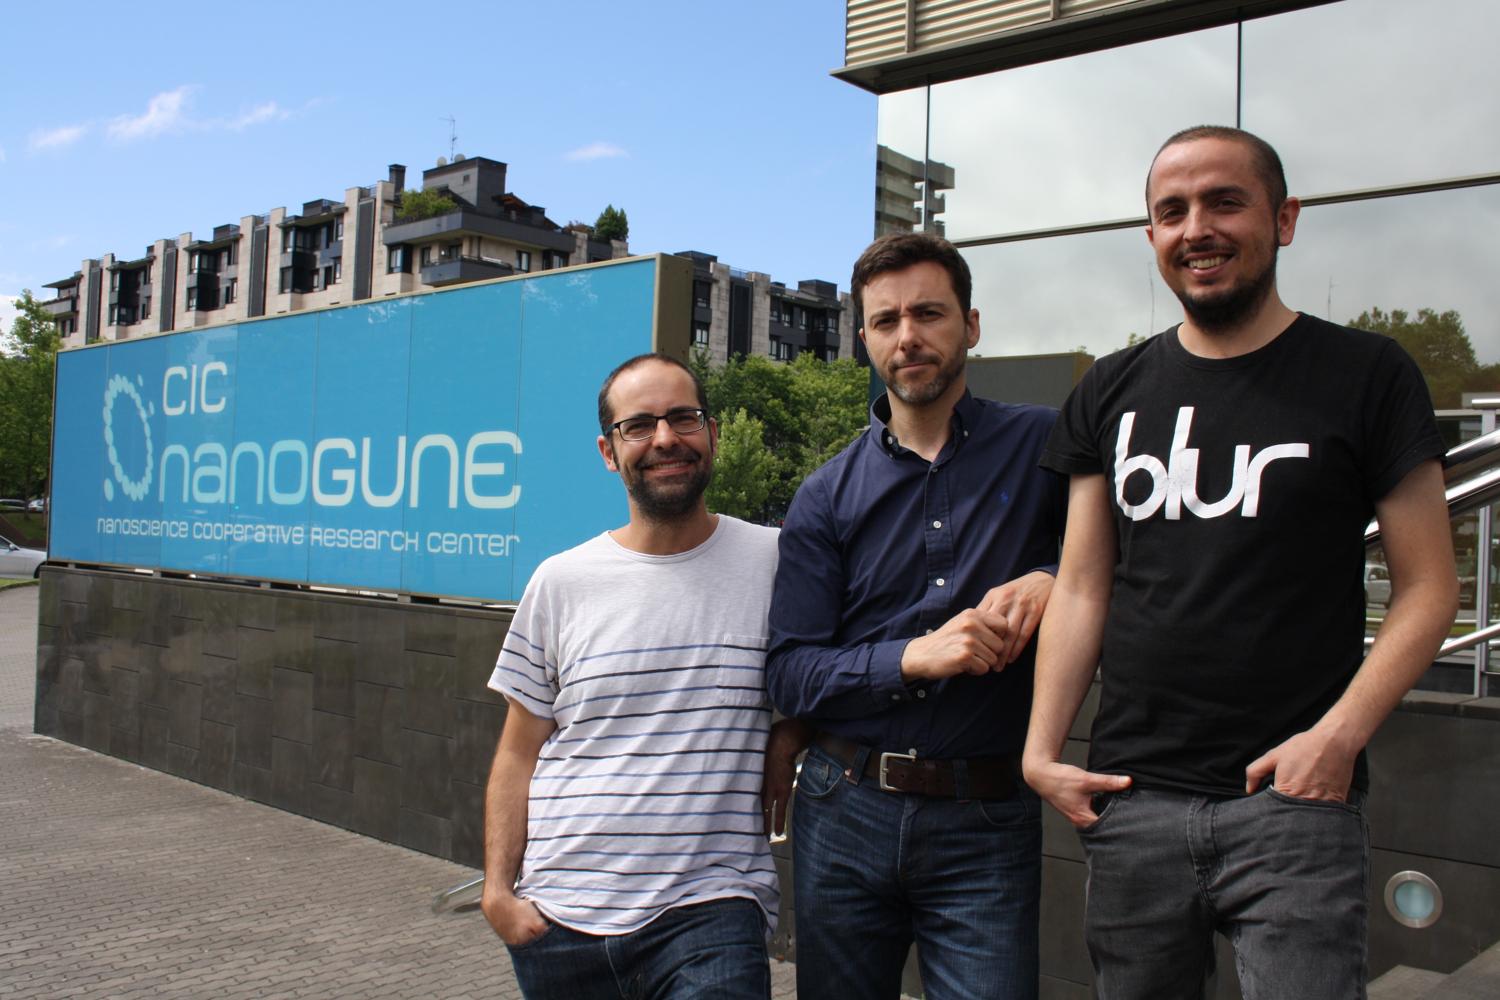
[0,1,874,327]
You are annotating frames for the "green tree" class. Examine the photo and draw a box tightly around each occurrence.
[395,188,457,222]
[700,352,868,522]
[594,204,629,242]
[1350,307,1478,408]
[788,353,868,472]
[0,291,60,500]
[705,409,775,521]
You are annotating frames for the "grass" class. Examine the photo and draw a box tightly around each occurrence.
[0,577,39,591]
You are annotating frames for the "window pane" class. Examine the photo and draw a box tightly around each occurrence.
[963,227,1167,360]
[875,86,931,237]
[1243,0,1500,195]
[1279,185,1500,407]
[928,26,1237,240]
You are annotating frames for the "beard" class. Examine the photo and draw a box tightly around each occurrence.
[1175,245,1279,334]
[621,445,713,521]
[885,348,966,406]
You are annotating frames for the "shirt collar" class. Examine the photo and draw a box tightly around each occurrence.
[870,389,979,459]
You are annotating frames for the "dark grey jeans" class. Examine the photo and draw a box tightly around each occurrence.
[1079,786,1369,1000]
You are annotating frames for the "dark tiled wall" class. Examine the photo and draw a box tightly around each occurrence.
[34,567,510,868]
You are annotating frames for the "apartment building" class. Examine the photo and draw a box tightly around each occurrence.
[40,155,626,349]
[677,250,855,366]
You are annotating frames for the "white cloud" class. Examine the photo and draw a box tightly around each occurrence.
[565,141,629,162]
[107,85,194,141]
[28,124,88,153]
[223,101,290,131]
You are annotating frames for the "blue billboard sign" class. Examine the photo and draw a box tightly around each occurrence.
[50,256,687,601]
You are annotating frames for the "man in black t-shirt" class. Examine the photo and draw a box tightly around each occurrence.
[1022,127,1458,999]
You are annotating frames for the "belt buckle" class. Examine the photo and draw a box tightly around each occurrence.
[878,750,917,792]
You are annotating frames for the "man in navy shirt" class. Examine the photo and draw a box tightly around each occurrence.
[767,232,1066,1000]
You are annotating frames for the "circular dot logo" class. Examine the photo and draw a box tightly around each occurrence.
[102,373,154,502]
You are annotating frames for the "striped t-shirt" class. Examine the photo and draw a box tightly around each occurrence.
[488,515,781,935]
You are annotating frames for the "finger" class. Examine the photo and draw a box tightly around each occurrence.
[1090,772,1132,792]
[1244,753,1275,795]
[1008,605,1042,663]
[1000,616,1024,666]
[773,795,789,837]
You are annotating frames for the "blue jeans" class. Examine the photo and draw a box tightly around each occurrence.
[506,897,770,1000]
[1081,786,1369,1000]
[791,745,1041,1000]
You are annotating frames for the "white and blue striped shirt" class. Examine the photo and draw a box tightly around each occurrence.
[489,515,781,935]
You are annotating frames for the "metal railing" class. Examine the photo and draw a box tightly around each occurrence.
[431,873,485,915]
[1367,409,1500,697]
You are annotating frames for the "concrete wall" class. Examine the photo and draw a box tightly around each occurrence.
[34,566,511,867]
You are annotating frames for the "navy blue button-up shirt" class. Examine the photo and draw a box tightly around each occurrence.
[766,391,1066,758]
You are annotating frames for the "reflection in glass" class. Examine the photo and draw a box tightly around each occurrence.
[1244,0,1500,196]
[875,87,933,238]
[927,26,1236,240]
[1281,186,1500,379]
[963,226,1167,359]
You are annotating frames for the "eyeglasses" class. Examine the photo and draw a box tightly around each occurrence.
[608,407,708,442]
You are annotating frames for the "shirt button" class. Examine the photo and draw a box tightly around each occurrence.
[931,520,942,529]
[925,628,934,635]
[890,693,901,701]
[935,578,946,587]
[916,690,927,699]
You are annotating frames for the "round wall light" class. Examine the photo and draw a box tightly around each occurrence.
[1384,871,1443,929]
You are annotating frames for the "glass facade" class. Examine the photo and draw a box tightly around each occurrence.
[876,0,1500,372]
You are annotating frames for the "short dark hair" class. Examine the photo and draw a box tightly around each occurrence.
[597,353,708,435]
[1147,125,1288,211]
[850,232,973,325]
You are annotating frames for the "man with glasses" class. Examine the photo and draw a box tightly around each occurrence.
[1024,126,1457,998]
[481,352,794,1000]
[767,232,1067,999]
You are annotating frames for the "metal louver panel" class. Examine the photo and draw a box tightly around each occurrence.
[913,0,1054,51]
[846,0,911,66]
[846,0,1148,67]
[1059,0,1138,17]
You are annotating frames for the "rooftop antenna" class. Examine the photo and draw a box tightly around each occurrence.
[440,115,457,161]
[1327,277,1337,321]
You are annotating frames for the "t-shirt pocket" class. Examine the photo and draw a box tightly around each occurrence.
[715,633,769,708]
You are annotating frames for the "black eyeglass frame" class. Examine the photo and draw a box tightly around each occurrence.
[607,407,709,442]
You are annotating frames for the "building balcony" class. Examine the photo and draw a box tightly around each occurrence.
[41,296,78,317]
[384,210,573,253]
[420,255,515,287]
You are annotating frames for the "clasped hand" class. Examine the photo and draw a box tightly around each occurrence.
[900,571,1054,682]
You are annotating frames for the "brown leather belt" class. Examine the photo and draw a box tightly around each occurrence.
[814,733,1020,800]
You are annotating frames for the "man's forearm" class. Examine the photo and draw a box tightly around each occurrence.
[1320,575,1458,748]
[1025,587,1106,763]
[1024,473,1116,765]
[483,740,538,898]
[1327,459,1458,747]
[765,637,909,721]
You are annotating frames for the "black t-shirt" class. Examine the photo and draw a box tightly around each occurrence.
[1042,314,1444,795]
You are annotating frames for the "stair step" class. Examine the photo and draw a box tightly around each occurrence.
[1368,965,1446,1000]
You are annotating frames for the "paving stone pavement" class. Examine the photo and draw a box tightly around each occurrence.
[0,585,800,999]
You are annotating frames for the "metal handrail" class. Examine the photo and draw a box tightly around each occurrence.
[431,873,484,915]
[1367,420,1500,696]
[1436,621,1500,659]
